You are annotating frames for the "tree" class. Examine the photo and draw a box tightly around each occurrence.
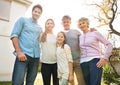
[92,0,120,36]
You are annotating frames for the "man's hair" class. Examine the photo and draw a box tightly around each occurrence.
[32,4,42,12]
[62,15,71,21]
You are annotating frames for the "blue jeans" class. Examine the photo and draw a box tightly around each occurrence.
[41,63,59,85]
[81,58,102,85]
[12,54,39,85]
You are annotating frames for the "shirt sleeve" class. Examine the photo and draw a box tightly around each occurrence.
[95,31,113,59]
[64,44,73,62]
[10,17,25,39]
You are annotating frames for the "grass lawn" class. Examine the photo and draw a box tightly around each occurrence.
[0,81,11,85]
[0,73,107,85]
[0,80,107,85]
[0,81,107,85]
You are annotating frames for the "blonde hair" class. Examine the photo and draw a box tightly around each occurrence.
[40,19,54,42]
[78,17,89,28]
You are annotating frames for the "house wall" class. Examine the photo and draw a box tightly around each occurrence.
[0,0,31,81]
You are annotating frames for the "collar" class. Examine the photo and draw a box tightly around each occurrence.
[30,17,37,23]
[64,30,69,33]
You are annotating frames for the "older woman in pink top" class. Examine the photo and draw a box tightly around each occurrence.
[78,17,113,85]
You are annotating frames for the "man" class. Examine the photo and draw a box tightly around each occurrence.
[10,4,42,85]
[62,15,85,85]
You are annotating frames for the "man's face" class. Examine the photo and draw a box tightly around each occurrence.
[32,7,42,21]
[62,19,71,31]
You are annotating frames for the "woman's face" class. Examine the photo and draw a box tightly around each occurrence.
[45,20,54,31]
[78,21,88,31]
[57,32,65,44]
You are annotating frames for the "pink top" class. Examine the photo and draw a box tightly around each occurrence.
[79,31,112,60]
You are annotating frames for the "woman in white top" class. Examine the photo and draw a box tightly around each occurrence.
[56,31,73,85]
[40,19,59,85]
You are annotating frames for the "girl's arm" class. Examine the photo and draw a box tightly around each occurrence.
[68,62,74,83]
[65,44,74,83]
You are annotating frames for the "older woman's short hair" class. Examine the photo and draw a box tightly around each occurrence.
[78,17,89,27]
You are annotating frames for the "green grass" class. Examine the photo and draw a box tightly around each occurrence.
[38,64,41,72]
[0,81,11,85]
[0,73,107,85]
[0,81,107,85]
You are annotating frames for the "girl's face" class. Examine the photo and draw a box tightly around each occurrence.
[45,20,54,31]
[78,21,88,32]
[57,32,65,44]
[62,19,71,31]
[32,7,42,21]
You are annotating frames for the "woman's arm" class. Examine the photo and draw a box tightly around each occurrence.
[95,31,113,68]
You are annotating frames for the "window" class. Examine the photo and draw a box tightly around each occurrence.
[0,0,11,21]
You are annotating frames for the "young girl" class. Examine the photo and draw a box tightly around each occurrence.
[40,19,59,85]
[56,31,74,85]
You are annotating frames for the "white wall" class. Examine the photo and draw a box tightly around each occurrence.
[0,0,31,81]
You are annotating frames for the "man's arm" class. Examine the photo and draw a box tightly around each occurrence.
[12,37,21,53]
[11,17,27,61]
[12,37,27,61]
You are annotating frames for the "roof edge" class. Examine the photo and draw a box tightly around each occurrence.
[12,0,32,7]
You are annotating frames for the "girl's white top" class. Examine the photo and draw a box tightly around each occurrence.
[56,44,73,79]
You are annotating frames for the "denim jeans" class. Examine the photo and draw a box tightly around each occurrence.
[41,63,59,85]
[81,58,102,85]
[12,54,39,85]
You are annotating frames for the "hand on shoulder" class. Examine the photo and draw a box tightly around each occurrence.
[90,28,97,32]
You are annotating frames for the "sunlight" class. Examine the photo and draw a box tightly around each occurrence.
[26,0,120,48]
[26,0,100,34]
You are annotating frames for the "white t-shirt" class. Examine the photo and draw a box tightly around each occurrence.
[41,34,57,64]
[56,44,73,79]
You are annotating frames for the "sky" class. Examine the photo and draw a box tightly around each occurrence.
[26,0,120,47]
[26,0,101,34]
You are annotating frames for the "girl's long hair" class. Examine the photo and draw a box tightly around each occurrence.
[40,19,54,42]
